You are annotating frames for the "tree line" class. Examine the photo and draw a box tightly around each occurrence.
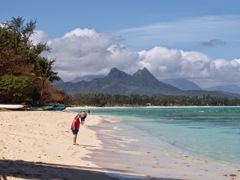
[70,93,240,107]
[0,17,69,104]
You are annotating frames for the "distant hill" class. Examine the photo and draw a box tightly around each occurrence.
[205,85,240,95]
[52,67,240,98]
[162,78,202,90]
[71,74,105,82]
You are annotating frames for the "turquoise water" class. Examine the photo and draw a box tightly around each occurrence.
[73,107,240,167]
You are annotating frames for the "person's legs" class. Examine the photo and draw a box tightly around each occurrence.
[73,134,77,145]
[71,129,79,145]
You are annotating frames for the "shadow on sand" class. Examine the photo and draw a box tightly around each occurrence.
[0,159,183,180]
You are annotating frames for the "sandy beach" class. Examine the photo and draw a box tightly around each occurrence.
[0,109,115,180]
[0,108,240,180]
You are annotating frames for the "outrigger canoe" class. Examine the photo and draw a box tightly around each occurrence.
[52,105,67,111]
[0,104,25,110]
[24,105,54,111]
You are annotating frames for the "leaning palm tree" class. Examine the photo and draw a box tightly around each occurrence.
[35,57,60,104]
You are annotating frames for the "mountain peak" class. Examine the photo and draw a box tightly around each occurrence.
[134,67,149,75]
[107,67,130,79]
[133,67,157,80]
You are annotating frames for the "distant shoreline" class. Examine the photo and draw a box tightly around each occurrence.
[67,105,240,110]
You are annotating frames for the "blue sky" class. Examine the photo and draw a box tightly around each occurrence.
[1,0,240,87]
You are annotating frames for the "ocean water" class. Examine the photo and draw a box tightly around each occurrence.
[72,107,240,178]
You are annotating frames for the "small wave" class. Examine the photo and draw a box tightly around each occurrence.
[113,126,122,130]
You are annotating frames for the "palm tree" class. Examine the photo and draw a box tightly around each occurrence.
[35,57,60,104]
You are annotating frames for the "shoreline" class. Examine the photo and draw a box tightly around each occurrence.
[1,109,240,179]
[88,115,240,180]
[67,105,240,110]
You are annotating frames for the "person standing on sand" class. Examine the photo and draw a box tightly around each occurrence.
[70,113,81,145]
[80,111,87,125]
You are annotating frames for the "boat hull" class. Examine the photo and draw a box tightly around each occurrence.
[24,105,54,111]
[0,104,25,110]
[52,106,67,111]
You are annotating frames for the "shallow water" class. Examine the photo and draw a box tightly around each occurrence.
[73,107,240,179]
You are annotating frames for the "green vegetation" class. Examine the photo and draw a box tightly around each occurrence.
[0,17,68,104]
[70,93,240,107]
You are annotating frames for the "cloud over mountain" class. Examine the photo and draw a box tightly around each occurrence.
[31,28,240,88]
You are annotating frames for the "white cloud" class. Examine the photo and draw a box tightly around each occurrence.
[210,58,240,82]
[138,47,211,79]
[30,30,49,45]
[179,51,211,78]
[138,47,182,73]
[43,28,138,81]
[32,28,240,88]
[138,46,240,87]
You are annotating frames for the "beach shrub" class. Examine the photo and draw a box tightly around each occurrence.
[0,74,32,103]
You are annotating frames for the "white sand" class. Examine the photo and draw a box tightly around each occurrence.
[0,110,114,179]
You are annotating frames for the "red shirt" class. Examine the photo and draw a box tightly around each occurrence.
[71,116,80,130]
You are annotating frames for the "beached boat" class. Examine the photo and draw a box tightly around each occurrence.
[52,105,67,111]
[24,105,54,111]
[0,104,25,110]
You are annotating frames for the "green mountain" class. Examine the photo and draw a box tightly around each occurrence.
[162,78,202,90]
[53,67,240,98]
[54,67,183,95]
